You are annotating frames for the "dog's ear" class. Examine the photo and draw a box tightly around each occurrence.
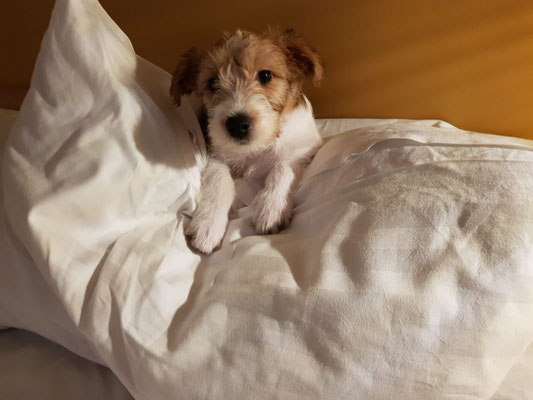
[170,48,202,106]
[280,29,324,87]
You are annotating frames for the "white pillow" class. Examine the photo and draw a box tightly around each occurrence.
[3,0,533,399]
[1,0,202,367]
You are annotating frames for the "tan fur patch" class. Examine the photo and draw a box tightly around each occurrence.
[190,29,321,113]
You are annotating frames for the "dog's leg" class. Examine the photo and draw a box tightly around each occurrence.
[186,159,235,253]
[252,161,301,234]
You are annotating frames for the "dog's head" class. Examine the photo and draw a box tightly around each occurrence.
[171,29,323,159]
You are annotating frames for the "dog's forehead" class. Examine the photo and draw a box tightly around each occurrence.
[205,32,287,75]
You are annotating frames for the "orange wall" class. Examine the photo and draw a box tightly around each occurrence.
[1,0,532,139]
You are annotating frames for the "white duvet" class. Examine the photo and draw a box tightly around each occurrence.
[2,0,533,399]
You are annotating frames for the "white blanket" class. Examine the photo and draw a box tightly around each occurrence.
[2,0,533,399]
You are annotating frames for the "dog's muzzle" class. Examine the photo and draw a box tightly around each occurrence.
[225,113,251,141]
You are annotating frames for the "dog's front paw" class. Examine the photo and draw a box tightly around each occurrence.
[185,214,228,254]
[252,193,293,234]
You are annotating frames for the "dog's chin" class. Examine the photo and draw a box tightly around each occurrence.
[208,125,277,161]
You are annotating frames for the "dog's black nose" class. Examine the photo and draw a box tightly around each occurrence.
[225,113,251,140]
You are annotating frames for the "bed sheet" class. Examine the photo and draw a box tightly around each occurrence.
[0,328,133,400]
[3,101,533,398]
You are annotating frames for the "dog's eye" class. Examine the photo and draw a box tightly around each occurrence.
[257,70,272,85]
[207,77,219,93]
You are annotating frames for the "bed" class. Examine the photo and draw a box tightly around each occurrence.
[1,0,533,399]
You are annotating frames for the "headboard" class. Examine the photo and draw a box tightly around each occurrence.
[1,0,532,139]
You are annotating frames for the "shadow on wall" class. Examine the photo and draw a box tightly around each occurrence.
[1,0,533,139]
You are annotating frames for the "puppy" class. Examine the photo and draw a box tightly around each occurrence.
[171,29,323,254]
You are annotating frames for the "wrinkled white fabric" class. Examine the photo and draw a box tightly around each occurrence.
[2,0,533,399]
[2,114,533,400]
